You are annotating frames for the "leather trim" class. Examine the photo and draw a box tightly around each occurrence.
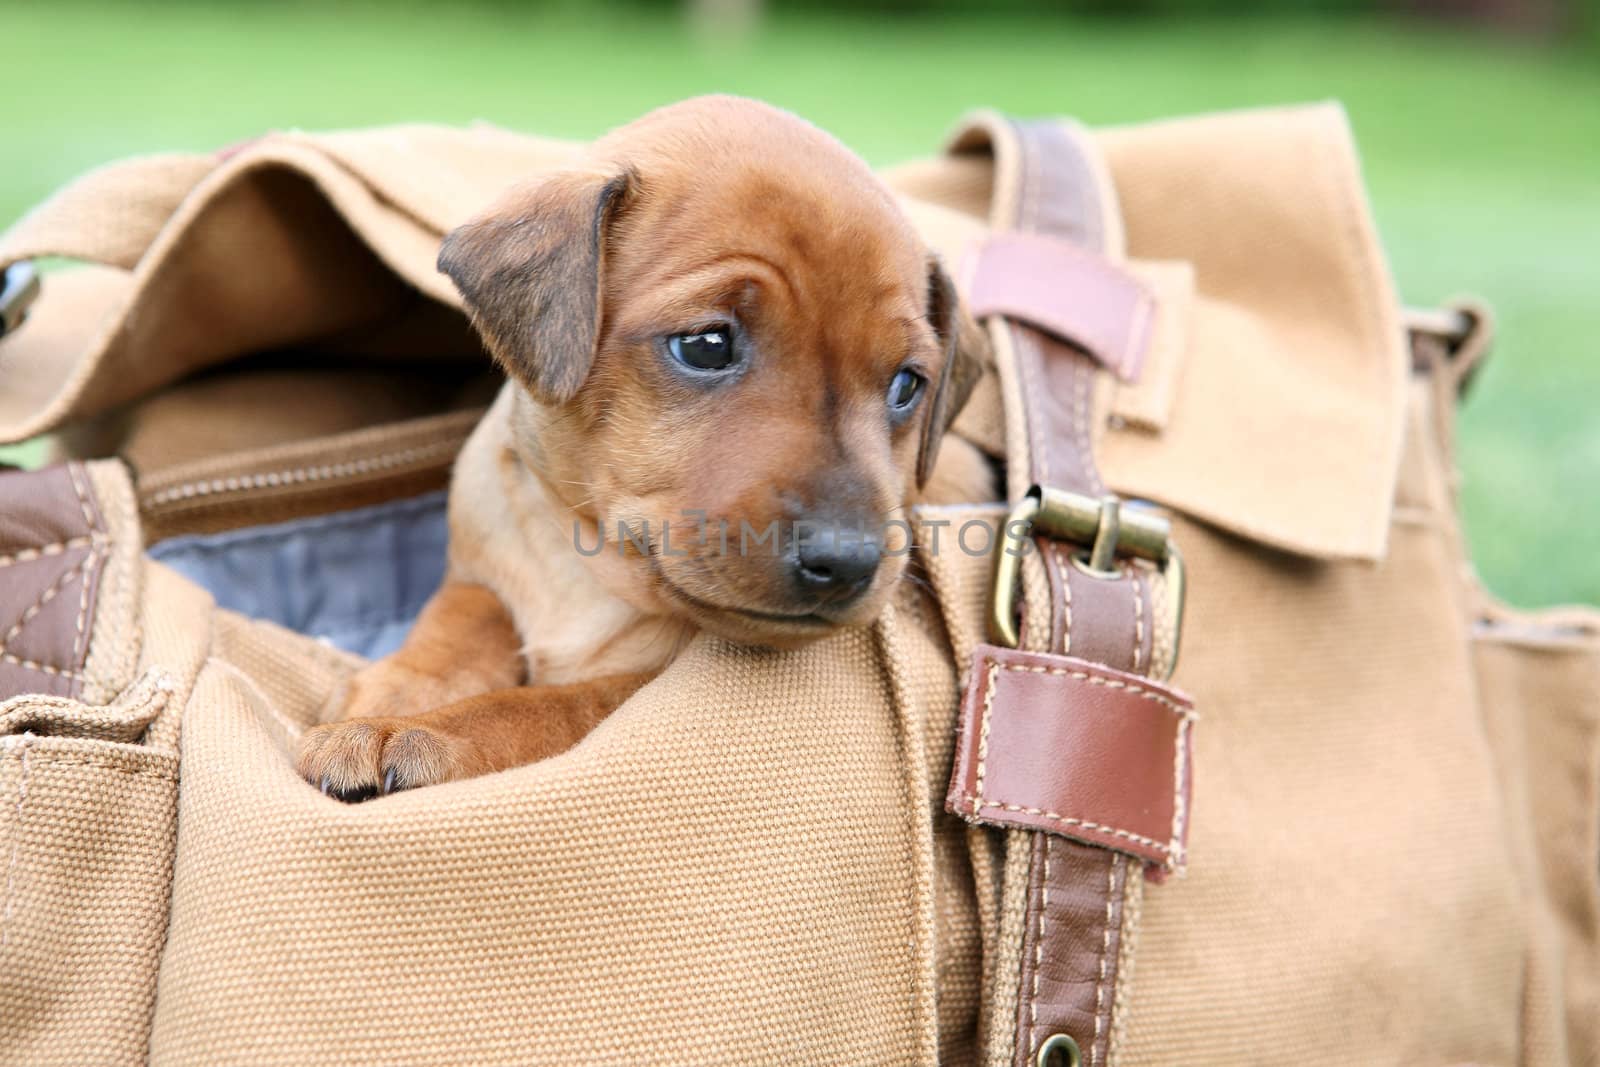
[960,232,1154,384]
[948,644,1195,876]
[1011,326,1105,497]
[1013,840,1129,1067]
[945,112,1197,1067]
[0,463,108,700]
[1057,561,1144,675]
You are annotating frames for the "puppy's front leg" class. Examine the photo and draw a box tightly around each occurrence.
[297,673,653,800]
[327,580,526,721]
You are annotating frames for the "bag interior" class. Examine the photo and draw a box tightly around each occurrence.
[147,490,448,659]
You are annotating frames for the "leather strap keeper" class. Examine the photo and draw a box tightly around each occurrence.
[947,644,1195,879]
[959,232,1155,384]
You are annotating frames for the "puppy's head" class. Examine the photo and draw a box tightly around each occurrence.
[440,96,984,647]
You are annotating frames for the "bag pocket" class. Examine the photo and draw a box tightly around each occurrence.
[0,673,181,1067]
[1470,600,1600,1066]
[147,611,946,1066]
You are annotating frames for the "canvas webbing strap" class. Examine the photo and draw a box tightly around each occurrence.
[944,114,1197,1067]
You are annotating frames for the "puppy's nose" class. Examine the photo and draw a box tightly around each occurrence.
[794,524,881,601]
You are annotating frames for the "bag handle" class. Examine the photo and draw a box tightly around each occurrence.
[944,114,1197,1067]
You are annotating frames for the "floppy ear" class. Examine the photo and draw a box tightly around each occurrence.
[437,167,635,405]
[917,256,985,487]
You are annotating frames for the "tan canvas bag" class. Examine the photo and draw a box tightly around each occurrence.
[0,104,1595,1066]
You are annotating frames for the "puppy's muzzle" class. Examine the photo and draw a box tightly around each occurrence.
[793,521,882,604]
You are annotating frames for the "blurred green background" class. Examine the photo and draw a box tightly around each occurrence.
[3,0,1597,607]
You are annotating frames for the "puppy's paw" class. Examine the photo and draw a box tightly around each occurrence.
[295,718,468,802]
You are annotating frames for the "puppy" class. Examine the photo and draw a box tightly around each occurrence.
[295,96,993,799]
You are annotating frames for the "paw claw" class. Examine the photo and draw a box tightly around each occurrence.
[296,717,462,800]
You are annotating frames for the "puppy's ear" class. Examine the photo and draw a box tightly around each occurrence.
[438,167,636,405]
[917,256,985,487]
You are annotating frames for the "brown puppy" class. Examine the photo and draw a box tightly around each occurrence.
[296,96,992,799]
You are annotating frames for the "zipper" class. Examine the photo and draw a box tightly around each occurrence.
[137,409,482,541]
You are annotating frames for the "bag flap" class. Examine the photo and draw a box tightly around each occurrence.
[0,124,578,443]
[890,102,1407,561]
[4,106,1406,562]
[1097,103,1407,561]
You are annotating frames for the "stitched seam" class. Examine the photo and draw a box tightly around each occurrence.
[983,657,1189,716]
[1011,120,1052,488]
[65,463,97,533]
[1072,354,1103,494]
[972,660,1000,812]
[1137,559,1171,682]
[1021,119,1042,234]
[1109,865,1143,1061]
[1131,571,1145,673]
[0,536,103,569]
[1030,835,1050,1051]
[0,555,89,647]
[18,752,178,780]
[967,796,1169,857]
[1091,856,1120,1066]
[1014,327,1050,487]
[0,653,81,680]
[1050,543,1074,657]
[1171,712,1195,867]
[2,737,29,948]
[70,548,99,668]
[142,440,458,508]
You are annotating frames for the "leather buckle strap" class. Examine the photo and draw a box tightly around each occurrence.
[943,111,1196,1067]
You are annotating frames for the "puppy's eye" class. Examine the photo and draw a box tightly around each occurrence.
[887,368,926,414]
[666,328,737,372]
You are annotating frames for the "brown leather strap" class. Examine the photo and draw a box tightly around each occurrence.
[1016,838,1131,1067]
[946,114,1195,1067]
[0,463,109,701]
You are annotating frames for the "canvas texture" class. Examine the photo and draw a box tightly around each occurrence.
[0,105,1595,1066]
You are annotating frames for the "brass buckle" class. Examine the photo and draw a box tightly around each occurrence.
[990,485,1185,679]
[0,262,40,340]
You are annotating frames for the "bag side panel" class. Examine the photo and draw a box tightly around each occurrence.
[0,732,178,1067]
[1118,377,1527,1064]
[0,464,212,1066]
[1473,617,1600,1066]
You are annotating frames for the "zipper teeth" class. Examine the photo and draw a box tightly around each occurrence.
[142,439,459,509]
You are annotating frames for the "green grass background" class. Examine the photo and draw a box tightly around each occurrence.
[4,2,1597,607]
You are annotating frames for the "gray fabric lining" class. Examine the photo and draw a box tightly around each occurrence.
[148,492,448,659]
